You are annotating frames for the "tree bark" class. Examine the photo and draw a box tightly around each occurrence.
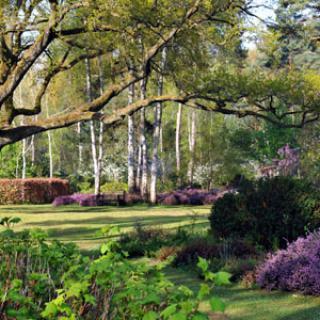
[139,78,148,199]
[188,110,196,186]
[176,103,182,182]
[127,83,136,193]
[96,56,105,195]
[150,48,167,204]
[45,95,53,178]
[85,58,100,195]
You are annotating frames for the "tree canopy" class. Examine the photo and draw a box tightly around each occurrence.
[0,0,319,150]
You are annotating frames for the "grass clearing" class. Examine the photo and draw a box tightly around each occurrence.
[0,204,210,250]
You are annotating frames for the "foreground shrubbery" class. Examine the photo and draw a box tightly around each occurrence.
[0,225,230,319]
[256,229,320,296]
[209,176,320,249]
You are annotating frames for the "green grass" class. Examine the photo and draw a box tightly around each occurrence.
[165,266,320,320]
[0,204,209,250]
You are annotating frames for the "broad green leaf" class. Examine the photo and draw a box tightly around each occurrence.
[170,312,187,320]
[209,297,226,313]
[192,313,209,320]
[197,257,208,273]
[161,304,177,318]
[143,311,158,320]
[214,272,232,286]
[197,283,210,300]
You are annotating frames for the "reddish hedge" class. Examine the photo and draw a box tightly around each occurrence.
[0,178,70,204]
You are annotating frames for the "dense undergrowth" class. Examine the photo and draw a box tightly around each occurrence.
[0,223,230,320]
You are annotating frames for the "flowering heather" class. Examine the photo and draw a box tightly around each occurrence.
[158,188,226,206]
[256,230,320,295]
[53,193,128,207]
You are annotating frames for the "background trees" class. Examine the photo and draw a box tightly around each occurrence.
[0,0,320,198]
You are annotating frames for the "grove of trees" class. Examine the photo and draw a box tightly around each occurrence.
[0,0,320,201]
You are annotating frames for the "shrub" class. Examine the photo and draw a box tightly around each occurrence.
[0,178,70,204]
[209,176,320,249]
[156,246,179,261]
[174,239,220,266]
[174,238,258,267]
[119,224,169,257]
[53,193,129,207]
[158,188,225,206]
[0,227,230,319]
[256,230,320,295]
[0,228,81,318]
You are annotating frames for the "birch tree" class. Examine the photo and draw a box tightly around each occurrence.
[150,48,167,204]
[176,103,182,182]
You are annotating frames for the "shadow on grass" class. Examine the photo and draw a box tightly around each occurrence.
[0,204,209,215]
[25,214,208,228]
[278,307,320,320]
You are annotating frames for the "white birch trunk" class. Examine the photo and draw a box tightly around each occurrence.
[176,103,182,178]
[140,78,148,199]
[45,95,53,178]
[18,85,27,179]
[188,110,196,186]
[150,48,167,203]
[77,122,83,172]
[85,58,100,195]
[96,56,105,195]
[127,82,136,193]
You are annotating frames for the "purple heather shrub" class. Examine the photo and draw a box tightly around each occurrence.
[256,230,320,295]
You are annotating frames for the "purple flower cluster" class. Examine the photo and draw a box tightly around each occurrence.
[276,144,300,176]
[256,230,320,295]
[158,188,231,206]
[52,194,114,207]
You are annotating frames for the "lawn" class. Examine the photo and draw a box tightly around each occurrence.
[165,267,320,320]
[1,204,320,320]
[0,204,210,250]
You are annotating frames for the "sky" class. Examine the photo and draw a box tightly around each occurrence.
[243,0,276,48]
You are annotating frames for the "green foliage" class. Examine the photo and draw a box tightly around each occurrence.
[119,223,191,258]
[209,176,320,249]
[0,222,228,319]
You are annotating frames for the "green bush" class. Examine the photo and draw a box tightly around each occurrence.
[209,176,320,249]
[119,223,191,257]
[0,224,230,319]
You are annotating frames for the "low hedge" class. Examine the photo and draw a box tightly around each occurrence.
[0,178,70,204]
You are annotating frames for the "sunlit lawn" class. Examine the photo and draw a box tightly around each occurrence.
[165,266,320,320]
[0,204,210,250]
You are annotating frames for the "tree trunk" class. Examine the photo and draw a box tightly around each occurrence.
[139,78,148,199]
[188,110,196,186]
[176,103,182,183]
[18,85,27,179]
[85,58,100,195]
[21,122,27,179]
[150,48,167,204]
[77,122,83,173]
[96,56,105,195]
[127,83,136,193]
[45,95,53,178]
